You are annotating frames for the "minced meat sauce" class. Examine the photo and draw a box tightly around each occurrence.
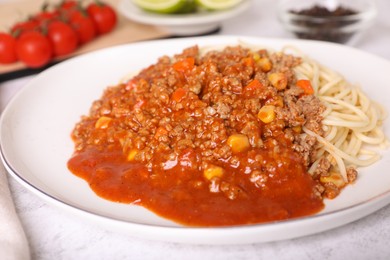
[67,45,326,226]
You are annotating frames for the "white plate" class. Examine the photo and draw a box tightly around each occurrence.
[1,36,390,245]
[118,0,251,35]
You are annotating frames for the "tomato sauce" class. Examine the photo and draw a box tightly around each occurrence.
[67,45,325,226]
[68,140,323,226]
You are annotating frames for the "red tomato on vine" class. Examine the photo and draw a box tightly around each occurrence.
[87,1,117,34]
[0,33,18,64]
[47,21,79,56]
[11,20,39,36]
[69,10,97,44]
[16,31,53,68]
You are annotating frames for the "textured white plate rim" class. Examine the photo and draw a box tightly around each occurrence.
[1,35,390,245]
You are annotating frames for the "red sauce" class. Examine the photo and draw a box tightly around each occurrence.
[68,139,323,226]
[67,45,325,226]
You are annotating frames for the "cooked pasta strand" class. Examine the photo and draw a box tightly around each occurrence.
[295,51,387,182]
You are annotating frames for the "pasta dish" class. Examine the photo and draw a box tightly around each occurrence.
[67,44,387,226]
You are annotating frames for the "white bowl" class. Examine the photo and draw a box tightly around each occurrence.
[118,0,251,36]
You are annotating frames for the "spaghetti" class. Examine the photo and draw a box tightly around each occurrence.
[290,47,388,188]
[211,41,387,190]
[68,43,387,225]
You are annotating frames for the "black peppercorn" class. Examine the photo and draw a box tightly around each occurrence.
[289,5,359,43]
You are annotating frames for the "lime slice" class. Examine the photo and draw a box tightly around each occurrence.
[196,0,243,10]
[133,0,194,14]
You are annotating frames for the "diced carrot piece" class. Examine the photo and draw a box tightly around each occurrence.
[244,79,264,92]
[243,57,254,67]
[171,87,187,102]
[172,57,195,72]
[296,79,314,95]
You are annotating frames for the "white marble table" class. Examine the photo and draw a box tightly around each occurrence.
[1,0,390,259]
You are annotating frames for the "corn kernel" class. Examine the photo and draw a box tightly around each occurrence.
[252,53,260,61]
[227,134,250,153]
[127,149,138,161]
[268,72,287,90]
[292,125,302,133]
[95,116,112,129]
[257,57,272,72]
[258,105,276,123]
[204,165,224,180]
[320,171,345,188]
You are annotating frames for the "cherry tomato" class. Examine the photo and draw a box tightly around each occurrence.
[86,1,117,34]
[16,31,53,68]
[69,10,97,44]
[47,21,79,56]
[0,33,18,64]
[29,2,59,27]
[33,10,59,26]
[58,0,78,12]
[57,0,79,19]
[11,20,39,36]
